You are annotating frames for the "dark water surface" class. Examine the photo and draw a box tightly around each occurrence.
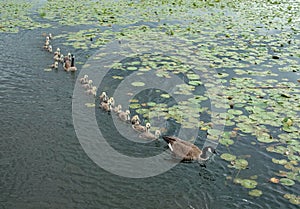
[0,5,299,209]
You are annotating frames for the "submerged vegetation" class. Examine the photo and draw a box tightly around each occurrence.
[1,0,299,206]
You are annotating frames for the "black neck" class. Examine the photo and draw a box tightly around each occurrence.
[71,56,75,67]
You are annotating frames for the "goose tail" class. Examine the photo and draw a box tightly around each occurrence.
[162,135,177,143]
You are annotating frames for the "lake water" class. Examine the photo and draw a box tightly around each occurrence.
[0,1,299,209]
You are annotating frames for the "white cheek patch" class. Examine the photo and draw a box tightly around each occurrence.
[168,143,173,152]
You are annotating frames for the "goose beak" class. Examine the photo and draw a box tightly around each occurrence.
[213,149,219,155]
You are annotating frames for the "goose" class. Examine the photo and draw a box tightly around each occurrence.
[69,54,77,72]
[59,54,64,63]
[80,75,89,84]
[113,104,122,114]
[118,110,130,122]
[54,48,60,56]
[63,59,71,71]
[139,130,161,140]
[51,61,58,69]
[43,40,50,49]
[100,100,112,112]
[54,53,61,62]
[47,45,52,53]
[82,80,93,89]
[132,121,149,133]
[108,97,115,107]
[131,115,141,125]
[162,136,216,162]
[86,86,97,97]
[99,92,109,103]
[48,33,53,40]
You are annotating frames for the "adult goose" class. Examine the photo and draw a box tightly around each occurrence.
[162,136,216,162]
[69,54,77,72]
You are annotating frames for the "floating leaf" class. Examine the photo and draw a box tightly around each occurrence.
[160,94,170,98]
[219,138,234,146]
[129,103,141,109]
[112,75,124,80]
[127,66,138,71]
[131,82,145,87]
[234,178,257,189]
[257,132,276,143]
[85,103,95,107]
[249,189,262,197]
[272,158,288,165]
[280,178,295,186]
[230,159,248,170]
[283,194,300,205]
[241,179,258,189]
[220,153,236,161]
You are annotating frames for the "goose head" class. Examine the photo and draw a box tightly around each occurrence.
[199,146,217,161]
[109,97,115,106]
[48,45,52,52]
[51,61,58,69]
[114,104,122,113]
[125,110,131,120]
[131,115,140,124]
[205,146,217,154]
[145,122,151,130]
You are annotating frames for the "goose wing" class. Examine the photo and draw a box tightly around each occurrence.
[163,136,201,160]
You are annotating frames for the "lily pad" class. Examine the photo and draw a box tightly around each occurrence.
[220,153,236,161]
[283,193,300,205]
[131,82,145,87]
[230,159,248,170]
[85,103,95,107]
[280,178,295,186]
[219,138,234,146]
[234,178,257,189]
[257,132,276,143]
[241,179,258,189]
[249,189,263,197]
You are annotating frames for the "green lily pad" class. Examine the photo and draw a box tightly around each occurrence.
[129,103,141,109]
[283,193,300,205]
[127,66,138,71]
[85,103,95,107]
[234,178,257,189]
[219,138,234,146]
[280,178,295,186]
[160,94,170,98]
[241,179,258,189]
[249,189,263,197]
[257,132,276,143]
[272,158,288,165]
[131,82,145,87]
[230,159,248,170]
[220,153,236,161]
[188,80,202,86]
